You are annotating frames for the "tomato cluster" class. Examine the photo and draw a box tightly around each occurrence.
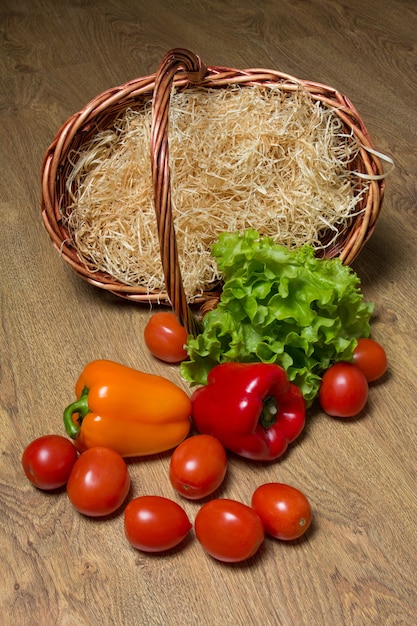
[22,438,131,516]
[21,429,312,562]
[319,338,388,418]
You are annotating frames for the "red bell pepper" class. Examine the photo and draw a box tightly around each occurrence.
[191,362,305,461]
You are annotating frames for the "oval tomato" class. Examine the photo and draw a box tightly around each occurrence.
[319,362,368,418]
[353,337,388,382]
[194,498,265,562]
[144,312,188,363]
[124,495,192,552]
[252,483,312,541]
[67,447,130,517]
[22,435,78,490]
[169,434,227,500]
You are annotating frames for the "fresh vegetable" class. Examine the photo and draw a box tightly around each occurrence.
[191,362,305,461]
[252,483,312,540]
[144,311,188,363]
[353,337,388,382]
[169,434,227,499]
[181,229,373,403]
[22,435,78,490]
[124,496,192,552]
[63,360,191,457]
[194,498,265,563]
[319,362,368,417]
[66,446,130,517]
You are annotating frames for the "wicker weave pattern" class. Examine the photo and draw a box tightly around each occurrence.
[41,48,385,334]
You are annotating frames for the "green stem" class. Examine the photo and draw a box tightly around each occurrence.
[63,387,90,439]
[260,395,278,429]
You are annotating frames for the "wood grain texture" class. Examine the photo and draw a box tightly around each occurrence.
[1,0,416,625]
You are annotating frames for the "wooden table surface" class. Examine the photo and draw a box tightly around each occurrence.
[1,1,416,625]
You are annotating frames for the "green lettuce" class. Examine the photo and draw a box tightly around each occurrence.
[180,229,374,403]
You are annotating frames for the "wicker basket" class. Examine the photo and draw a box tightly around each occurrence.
[41,48,385,335]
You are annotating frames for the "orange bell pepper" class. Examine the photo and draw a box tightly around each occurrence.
[63,360,191,457]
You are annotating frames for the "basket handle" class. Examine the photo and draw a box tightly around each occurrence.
[150,48,207,336]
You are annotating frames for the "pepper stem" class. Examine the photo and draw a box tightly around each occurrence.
[260,395,278,429]
[63,386,90,439]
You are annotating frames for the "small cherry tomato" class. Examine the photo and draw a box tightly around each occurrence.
[319,362,368,418]
[353,337,388,382]
[169,435,227,500]
[194,498,265,562]
[67,447,130,517]
[124,495,192,552]
[251,483,312,541]
[22,435,78,490]
[144,312,188,363]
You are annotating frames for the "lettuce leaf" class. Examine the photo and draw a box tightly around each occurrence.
[180,229,373,403]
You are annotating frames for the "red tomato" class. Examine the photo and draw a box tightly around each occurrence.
[169,435,227,500]
[144,312,188,363]
[251,483,312,541]
[67,447,130,517]
[319,362,368,418]
[353,337,388,382]
[22,435,78,490]
[124,496,192,552]
[194,498,265,562]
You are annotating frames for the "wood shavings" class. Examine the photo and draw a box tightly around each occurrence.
[64,85,367,301]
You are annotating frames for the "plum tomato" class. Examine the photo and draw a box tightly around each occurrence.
[319,362,368,418]
[22,434,78,490]
[124,495,192,552]
[251,483,312,541]
[66,446,130,517]
[194,498,265,563]
[169,434,227,500]
[353,337,388,382]
[144,312,188,363]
